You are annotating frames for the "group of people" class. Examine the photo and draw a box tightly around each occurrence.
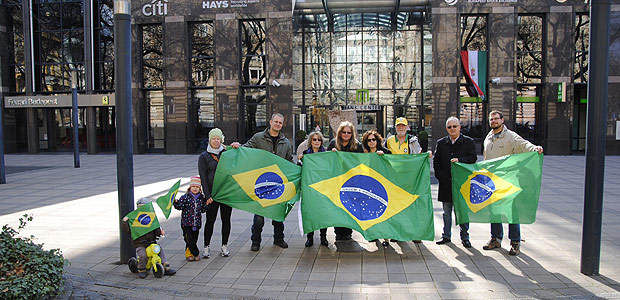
[124,110,543,278]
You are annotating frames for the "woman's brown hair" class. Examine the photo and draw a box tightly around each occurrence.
[362,130,383,152]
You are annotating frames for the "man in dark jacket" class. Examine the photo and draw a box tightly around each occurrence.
[232,113,293,251]
[433,117,477,248]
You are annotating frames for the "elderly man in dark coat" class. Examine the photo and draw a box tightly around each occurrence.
[433,117,477,248]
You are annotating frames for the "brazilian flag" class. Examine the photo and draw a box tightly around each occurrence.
[155,179,180,219]
[125,202,160,240]
[451,152,543,224]
[212,147,301,222]
[301,152,433,241]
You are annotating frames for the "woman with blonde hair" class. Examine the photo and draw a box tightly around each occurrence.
[326,121,363,241]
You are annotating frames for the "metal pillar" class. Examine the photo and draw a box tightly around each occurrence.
[581,0,610,276]
[114,0,135,263]
[71,71,80,168]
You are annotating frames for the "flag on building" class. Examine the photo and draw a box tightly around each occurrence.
[451,152,543,224]
[212,147,301,222]
[461,50,487,100]
[301,152,433,241]
[155,179,180,219]
[125,202,161,240]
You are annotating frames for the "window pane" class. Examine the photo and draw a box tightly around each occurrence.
[347,63,362,89]
[41,31,62,63]
[143,59,163,88]
[363,63,378,89]
[191,58,214,87]
[191,22,214,57]
[461,15,487,51]
[517,52,542,83]
[147,90,165,149]
[241,20,265,56]
[241,56,265,85]
[517,15,543,52]
[459,103,485,139]
[143,25,163,60]
[62,2,83,29]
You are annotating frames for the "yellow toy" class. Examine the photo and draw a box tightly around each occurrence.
[128,242,165,278]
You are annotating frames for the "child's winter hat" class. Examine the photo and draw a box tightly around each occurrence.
[189,176,201,187]
[209,128,224,143]
[136,197,150,207]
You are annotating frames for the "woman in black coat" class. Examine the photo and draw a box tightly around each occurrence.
[198,128,232,258]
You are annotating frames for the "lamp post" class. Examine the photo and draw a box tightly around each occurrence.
[114,0,135,263]
[71,70,80,168]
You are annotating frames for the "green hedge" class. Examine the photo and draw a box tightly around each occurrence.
[1,215,65,300]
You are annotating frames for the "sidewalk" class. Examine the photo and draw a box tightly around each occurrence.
[1,153,620,300]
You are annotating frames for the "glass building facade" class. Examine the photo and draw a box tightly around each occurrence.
[1,0,620,154]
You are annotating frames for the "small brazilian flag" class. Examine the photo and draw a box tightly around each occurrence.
[301,152,433,241]
[125,202,160,240]
[155,179,180,219]
[451,152,543,224]
[212,147,301,222]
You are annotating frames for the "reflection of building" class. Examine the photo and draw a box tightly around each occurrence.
[1,0,620,154]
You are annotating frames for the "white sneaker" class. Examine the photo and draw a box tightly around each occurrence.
[203,246,210,258]
[220,244,230,257]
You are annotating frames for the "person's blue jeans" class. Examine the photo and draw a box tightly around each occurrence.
[490,223,520,242]
[442,202,469,240]
[251,214,284,244]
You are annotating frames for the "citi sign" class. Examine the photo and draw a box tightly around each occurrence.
[142,0,168,16]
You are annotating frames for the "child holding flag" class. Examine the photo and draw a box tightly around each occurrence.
[122,198,176,278]
[174,176,209,261]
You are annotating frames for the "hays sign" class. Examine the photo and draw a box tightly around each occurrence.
[142,0,168,16]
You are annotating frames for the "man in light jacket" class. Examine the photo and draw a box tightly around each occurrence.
[482,110,543,256]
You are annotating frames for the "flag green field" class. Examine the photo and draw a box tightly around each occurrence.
[155,179,180,219]
[212,147,301,222]
[125,202,160,240]
[301,151,433,241]
[451,152,543,224]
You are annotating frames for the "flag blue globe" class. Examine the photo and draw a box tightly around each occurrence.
[339,175,388,221]
[254,172,285,200]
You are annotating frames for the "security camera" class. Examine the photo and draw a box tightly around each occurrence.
[271,80,281,87]
[491,77,501,84]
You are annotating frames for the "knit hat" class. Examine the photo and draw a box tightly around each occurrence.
[189,176,201,188]
[136,197,150,207]
[209,128,225,143]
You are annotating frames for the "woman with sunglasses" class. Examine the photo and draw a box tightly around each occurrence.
[298,131,329,247]
[326,121,363,241]
[361,130,392,248]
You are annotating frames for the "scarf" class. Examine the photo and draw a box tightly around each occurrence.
[207,144,224,155]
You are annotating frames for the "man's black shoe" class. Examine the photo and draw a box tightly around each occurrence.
[412,240,422,243]
[251,243,260,251]
[436,238,451,245]
[274,240,289,248]
[320,236,328,247]
[305,238,313,247]
[462,240,472,248]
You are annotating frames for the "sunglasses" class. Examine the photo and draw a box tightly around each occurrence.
[341,131,352,135]
[367,138,377,142]
[312,138,321,142]
[447,125,459,129]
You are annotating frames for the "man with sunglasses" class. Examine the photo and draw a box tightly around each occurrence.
[433,117,477,248]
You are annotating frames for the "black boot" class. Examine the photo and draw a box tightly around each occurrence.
[305,236,313,247]
[320,236,328,247]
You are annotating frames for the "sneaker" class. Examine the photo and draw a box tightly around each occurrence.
[251,243,260,251]
[203,246,211,258]
[483,238,501,250]
[221,244,230,257]
[163,263,176,276]
[509,241,520,256]
[273,240,289,248]
[138,269,147,279]
[194,255,200,261]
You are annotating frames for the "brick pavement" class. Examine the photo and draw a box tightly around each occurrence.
[1,153,620,299]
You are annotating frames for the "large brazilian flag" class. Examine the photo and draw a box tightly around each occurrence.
[301,151,433,241]
[451,152,543,224]
[126,202,160,240]
[212,147,301,222]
